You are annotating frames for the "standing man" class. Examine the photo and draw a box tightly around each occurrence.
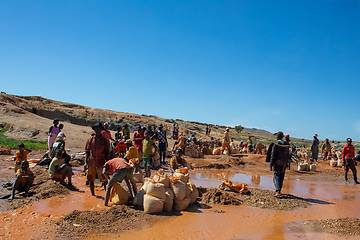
[205,125,209,136]
[342,138,359,184]
[321,138,331,160]
[311,134,320,162]
[222,127,231,154]
[157,124,168,165]
[270,132,290,197]
[85,122,110,196]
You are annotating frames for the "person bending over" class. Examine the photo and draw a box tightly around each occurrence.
[103,158,137,206]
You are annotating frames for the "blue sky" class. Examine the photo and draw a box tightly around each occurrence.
[1,1,359,141]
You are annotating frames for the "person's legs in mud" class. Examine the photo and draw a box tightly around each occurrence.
[273,164,285,196]
[87,166,96,195]
[24,174,35,196]
[59,164,74,186]
[347,159,359,184]
[344,159,350,183]
[9,178,21,200]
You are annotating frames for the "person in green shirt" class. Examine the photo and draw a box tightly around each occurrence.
[142,130,158,177]
[122,123,131,140]
[49,150,75,189]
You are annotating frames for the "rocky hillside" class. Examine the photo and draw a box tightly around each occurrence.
[0,93,281,149]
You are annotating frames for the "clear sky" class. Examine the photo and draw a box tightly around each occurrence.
[1,1,359,141]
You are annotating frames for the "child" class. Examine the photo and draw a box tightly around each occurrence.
[9,160,35,199]
[115,140,127,158]
[14,143,32,172]
[142,130,158,178]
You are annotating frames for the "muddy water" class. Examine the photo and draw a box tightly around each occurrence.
[0,171,107,239]
[1,168,360,239]
[109,170,360,240]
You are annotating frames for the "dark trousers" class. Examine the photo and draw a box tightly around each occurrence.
[345,158,357,182]
[273,164,286,192]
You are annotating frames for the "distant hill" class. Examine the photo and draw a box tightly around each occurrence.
[243,127,273,135]
[0,93,294,148]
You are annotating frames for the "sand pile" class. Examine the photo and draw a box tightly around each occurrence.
[54,205,167,236]
[198,187,311,211]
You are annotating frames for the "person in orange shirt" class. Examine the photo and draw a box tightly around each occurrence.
[9,160,35,200]
[14,143,32,172]
[342,138,359,184]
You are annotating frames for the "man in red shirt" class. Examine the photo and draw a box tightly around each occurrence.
[342,138,359,184]
[103,158,137,206]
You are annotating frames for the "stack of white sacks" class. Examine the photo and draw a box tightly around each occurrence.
[134,168,199,214]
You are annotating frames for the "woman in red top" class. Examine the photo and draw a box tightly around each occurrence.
[133,125,144,154]
[102,122,115,141]
[342,138,359,184]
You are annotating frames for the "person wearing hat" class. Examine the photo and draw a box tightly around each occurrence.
[156,124,168,165]
[122,123,131,141]
[49,132,70,163]
[85,122,110,196]
[311,134,320,162]
[222,127,231,154]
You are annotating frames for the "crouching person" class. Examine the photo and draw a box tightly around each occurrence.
[49,150,75,189]
[103,158,137,206]
[9,160,35,200]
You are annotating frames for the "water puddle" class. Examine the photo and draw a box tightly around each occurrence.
[190,169,360,201]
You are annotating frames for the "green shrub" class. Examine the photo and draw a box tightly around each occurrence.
[0,124,47,150]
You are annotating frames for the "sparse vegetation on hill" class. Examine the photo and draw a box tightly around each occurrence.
[0,122,47,149]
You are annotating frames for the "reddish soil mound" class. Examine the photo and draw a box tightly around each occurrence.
[198,187,311,211]
[54,205,168,237]
[295,218,360,236]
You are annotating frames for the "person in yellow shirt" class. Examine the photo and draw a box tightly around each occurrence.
[14,143,32,172]
[9,160,35,200]
[124,139,138,161]
[170,149,188,173]
[222,128,231,154]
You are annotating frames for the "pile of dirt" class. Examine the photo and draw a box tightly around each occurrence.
[2,166,71,210]
[198,163,231,169]
[69,157,85,167]
[223,156,245,166]
[6,180,71,210]
[197,187,311,211]
[0,145,11,155]
[301,218,360,236]
[54,205,168,237]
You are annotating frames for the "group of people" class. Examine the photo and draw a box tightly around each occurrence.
[9,119,360,205]
[269,132,360,197]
